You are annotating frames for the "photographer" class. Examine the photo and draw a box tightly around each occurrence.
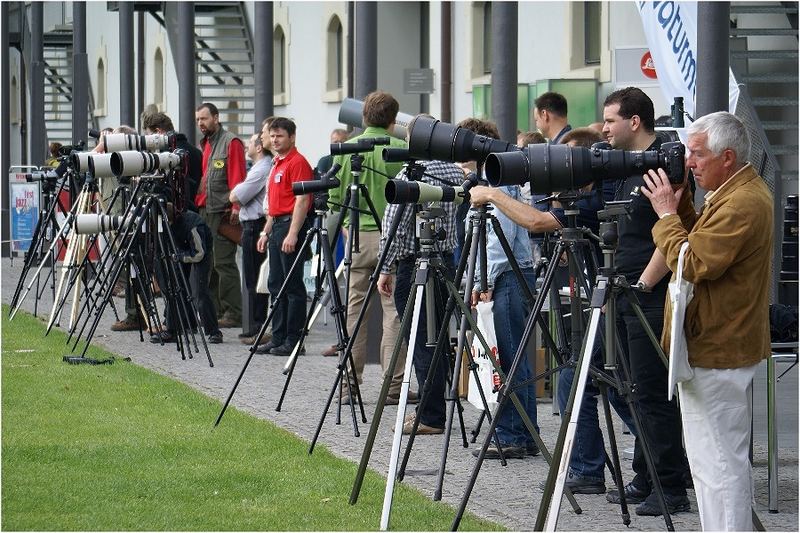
[141,111,202,213]
[643,111,773,531]
[150,204,223,345]
[328,91,408,398]
[376,113,464,423]
[467,119,540,460]
[600,87,694,516]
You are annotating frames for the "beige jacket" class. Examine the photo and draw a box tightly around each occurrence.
[652,164,773,369]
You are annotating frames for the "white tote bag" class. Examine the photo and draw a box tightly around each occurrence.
[667,242,694,400]
[256,255,270,294]
[467,301,501,410]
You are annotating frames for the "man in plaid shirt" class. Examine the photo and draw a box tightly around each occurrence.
[377,138,465,435]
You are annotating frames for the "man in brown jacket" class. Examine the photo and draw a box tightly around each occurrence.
[642,111,773,531]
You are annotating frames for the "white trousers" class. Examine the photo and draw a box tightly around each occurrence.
[678,363,759,531]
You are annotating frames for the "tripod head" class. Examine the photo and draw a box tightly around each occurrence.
[415,206,448,250]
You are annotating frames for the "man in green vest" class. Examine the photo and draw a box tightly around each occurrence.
[195,102,247,329]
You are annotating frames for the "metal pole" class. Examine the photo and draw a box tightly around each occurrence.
[347,1,354,100]
[354,1,377,100]
[137,11,145,130]
[696,2,730,118]
[119,1,135,127]
[491,1,518,142]
[440,1,452,123]
[254,2,274,128]
[176,2,196,145]
[30,1,45,166]
[72,2,88,146]
[419,2,429,113]
[1,1,11,256]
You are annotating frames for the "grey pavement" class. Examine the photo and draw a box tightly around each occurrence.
[2,256,798,531]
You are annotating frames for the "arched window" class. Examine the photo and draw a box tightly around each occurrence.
[153,48,164,109]
[96,58,106,116]
[274,25,286,95]
[326,16,344,92]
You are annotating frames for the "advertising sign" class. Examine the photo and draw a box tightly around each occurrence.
[8,171,41,254]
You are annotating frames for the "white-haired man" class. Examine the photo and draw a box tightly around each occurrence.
[642,111,773,531]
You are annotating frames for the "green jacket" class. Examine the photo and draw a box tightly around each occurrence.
[653,164,774,369]
[329,126,407,232]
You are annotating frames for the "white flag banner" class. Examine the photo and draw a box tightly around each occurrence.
[637,1,740,121]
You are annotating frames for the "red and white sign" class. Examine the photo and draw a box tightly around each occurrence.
[640,51,658,79]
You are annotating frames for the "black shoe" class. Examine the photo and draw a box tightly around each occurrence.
[526,442,540,457]
[269,341,295,357]
[606,481,651,504]
[208,331,223,344]
[635,492,690,516]
[538,473,606,495]
[238,331,258,339]
[150,331,175,344]
[255,340,281,354]
[474,444,528,460]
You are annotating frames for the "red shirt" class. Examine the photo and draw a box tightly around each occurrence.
[195,135,246,209]
[267,147,313,217]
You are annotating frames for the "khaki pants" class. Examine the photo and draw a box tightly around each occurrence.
[345,231,406,395]
[201,209,242,323]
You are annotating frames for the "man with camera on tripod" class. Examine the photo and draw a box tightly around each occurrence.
[642,111,773,531]
[376,113,466,430]
[329,91,409,402]
[600,87,694,516]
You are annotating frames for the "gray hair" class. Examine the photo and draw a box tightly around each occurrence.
[687,111,750,167]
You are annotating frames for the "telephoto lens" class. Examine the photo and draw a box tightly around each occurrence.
[110,151,184,177]
[102,132,176,153]
[87,153,115,178]
[384,179,467,205]
[407,116,516,163]
[74,214,127,234]
[69,151,94,173]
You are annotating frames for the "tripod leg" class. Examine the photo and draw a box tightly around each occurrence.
[598,381,631,526]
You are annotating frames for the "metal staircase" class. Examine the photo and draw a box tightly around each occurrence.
[193,2,255,138]
[730,1,799,196]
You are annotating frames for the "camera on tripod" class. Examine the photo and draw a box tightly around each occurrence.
[329,137,391,156]
[102,132,177,153]
[407,116,516,163]
[23,169,61,183]
[110,149,187,178]
[73,213,129,234]
[292,163,342,195]
[385,179,468,206]
[484,141,685,194]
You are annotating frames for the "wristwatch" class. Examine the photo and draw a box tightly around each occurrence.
[259,230,268,237]
[634,279,652,292]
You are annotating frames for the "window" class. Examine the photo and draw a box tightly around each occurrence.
[95,58,106,117]
[482,2,492,75]
[584,1,601,65]
[274,25,286,95]
[470,2,492,81]
[326,15,344,93]
[153,48,164,109]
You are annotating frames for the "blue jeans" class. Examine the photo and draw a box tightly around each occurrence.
[492,268,540,447]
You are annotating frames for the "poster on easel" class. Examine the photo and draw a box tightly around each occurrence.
[9,171,41,254]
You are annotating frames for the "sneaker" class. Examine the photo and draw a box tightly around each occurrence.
[606,481,651,504]
[255,340,282,354]
[474,444,528,460]
[217,317,241,329]
[322,344,338,357]
[391,413,444,435]
[150,331,176,344]
[538,473,606,494]
[111,316,142,332]
[208,331,223,344]
[385,390,419,405]
[635,492,690,516]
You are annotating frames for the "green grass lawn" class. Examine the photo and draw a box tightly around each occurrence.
[1,308,500,531]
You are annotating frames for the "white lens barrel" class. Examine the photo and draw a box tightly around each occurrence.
[88,153,115,178]
[110,150,150,177]
[70,151,93,172]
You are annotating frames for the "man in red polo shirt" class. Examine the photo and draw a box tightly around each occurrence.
[255,117,313,356]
